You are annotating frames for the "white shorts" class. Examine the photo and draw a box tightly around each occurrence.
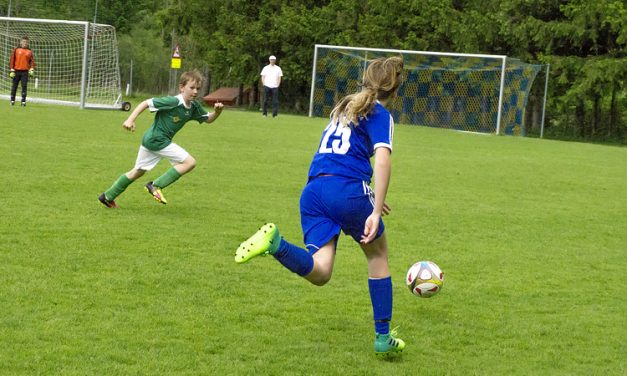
[134,143,190,171]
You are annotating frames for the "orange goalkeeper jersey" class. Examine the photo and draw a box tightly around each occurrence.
[10,47,35,71]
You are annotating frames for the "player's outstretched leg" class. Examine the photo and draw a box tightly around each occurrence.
[374,327,406,356]
[145,181,167,204]
[235,223,281,263]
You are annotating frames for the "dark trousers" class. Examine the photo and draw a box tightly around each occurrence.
[262,86,279,117]
[10,70,29,103]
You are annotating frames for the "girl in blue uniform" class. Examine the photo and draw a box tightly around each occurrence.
[235,56,405,355]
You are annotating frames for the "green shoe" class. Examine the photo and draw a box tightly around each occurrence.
[235,223,281,264]
[374,327,405,356]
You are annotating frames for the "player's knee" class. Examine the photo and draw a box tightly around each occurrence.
[185,156,196,170]
[309,271,332,286]
[127,169,145,180]
[310,277,329,286]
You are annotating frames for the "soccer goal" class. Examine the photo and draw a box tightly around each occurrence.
[309,44,548,136]
[0,17,128,110]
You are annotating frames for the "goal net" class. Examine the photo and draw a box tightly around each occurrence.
[0,17,124,109]
[309,45,546,136]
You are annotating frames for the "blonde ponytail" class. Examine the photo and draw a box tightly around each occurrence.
[330,56,404,127]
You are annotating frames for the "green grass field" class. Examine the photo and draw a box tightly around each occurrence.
[1,103,625,375]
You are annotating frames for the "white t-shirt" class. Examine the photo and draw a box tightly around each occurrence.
[260,64,283,88]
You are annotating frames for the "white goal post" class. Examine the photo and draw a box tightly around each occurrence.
[0,17,128,110]
[309,44,548,136]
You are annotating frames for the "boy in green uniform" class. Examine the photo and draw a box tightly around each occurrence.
[99,70,224,208]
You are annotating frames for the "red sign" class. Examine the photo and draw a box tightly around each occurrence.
[172,44,181,58]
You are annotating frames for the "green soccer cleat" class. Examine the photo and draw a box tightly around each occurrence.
[235,223,281,264]
[374,327,406,356]
[145,181,167,204]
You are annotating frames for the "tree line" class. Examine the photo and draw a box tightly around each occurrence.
[1,0,625,142]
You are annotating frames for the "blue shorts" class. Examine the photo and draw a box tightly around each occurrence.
[299,175,385,254]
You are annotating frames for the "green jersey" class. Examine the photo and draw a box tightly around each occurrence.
[141,95,208,151]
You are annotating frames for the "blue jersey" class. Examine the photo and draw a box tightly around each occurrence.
[307,102,394,184]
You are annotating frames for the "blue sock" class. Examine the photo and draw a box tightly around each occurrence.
[273,239,314,277]
[368,276,392,335]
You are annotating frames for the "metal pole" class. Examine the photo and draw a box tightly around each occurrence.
[93,0,98,24]
[169,29,176,95]
[7,0,11,17]
[540,64,550,138]
[362,51,368,81]
[129,59,133,96]
[308,45,319,117]
[313,43,507,60]
[80,22,89,109]
[495,56,507,135]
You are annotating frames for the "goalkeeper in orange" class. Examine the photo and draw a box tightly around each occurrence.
[9,36,35,106]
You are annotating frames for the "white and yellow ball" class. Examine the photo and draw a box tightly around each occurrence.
[406,261,444,298]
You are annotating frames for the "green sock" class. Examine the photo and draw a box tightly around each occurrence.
[153,167,182,189]
[104,174,133,200]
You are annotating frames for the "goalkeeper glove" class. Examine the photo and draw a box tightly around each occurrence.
[9,72,15,79]
[29,69,34,77]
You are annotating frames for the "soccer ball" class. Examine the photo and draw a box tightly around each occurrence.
[406,261,444,298]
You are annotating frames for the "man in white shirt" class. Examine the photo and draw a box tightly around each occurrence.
[260,55,283,117]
